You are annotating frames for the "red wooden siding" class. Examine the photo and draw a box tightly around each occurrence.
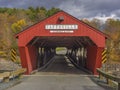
[16,11,107,74]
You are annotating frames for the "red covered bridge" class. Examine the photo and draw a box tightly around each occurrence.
[15,11,107,74]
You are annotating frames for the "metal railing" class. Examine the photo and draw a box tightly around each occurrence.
[97,68,120,90]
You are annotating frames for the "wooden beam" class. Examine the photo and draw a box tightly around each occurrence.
[31,37,40,46]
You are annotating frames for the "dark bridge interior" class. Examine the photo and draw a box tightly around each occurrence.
[28,36,97,73]
[30,36,96,48]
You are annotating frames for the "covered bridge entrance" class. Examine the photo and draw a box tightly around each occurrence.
[16,11,107,75]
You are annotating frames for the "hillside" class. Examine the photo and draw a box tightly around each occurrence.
[0,7,119,63]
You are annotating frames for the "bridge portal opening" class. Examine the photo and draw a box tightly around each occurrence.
[28,36,96,74]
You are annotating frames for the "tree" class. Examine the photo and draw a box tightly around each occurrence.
[0,7,61,58]
[11,19,26,33]
[11,19,27,49]
[82,18,102,30]
[46,7,60,17]
[104,19,120,62]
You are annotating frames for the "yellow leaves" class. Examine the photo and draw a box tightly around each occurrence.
[104,19,120,62]
[0,51,7,57]
[107,45,120,62]
[109,54,119,61]
[111,32,120,41]
[11,19,26,33]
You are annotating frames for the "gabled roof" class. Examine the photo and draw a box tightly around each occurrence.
[15,10,108,39]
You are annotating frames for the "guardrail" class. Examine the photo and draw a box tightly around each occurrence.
[0,68,26,82]
[97,68,120,90]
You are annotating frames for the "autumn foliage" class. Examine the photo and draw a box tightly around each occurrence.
[0,7,119,62]
[82,18,120,62]
[0,7,60,58]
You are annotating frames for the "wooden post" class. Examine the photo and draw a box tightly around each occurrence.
[3,77,9,82]
[106,78,109,84]
[118,83,120,90]
[18,74,23,79]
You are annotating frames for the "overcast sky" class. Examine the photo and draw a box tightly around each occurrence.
[0,0,120,20]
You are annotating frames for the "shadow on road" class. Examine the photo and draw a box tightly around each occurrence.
[38,55,88,75]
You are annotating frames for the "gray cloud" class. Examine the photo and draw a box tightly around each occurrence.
[0,0,64,8]
[0,0,120,19]
[58,0,120,18]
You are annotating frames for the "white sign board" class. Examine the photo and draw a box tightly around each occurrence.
[45,25,78,30]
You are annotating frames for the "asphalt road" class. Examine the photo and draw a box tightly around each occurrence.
[7,55,113,90]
